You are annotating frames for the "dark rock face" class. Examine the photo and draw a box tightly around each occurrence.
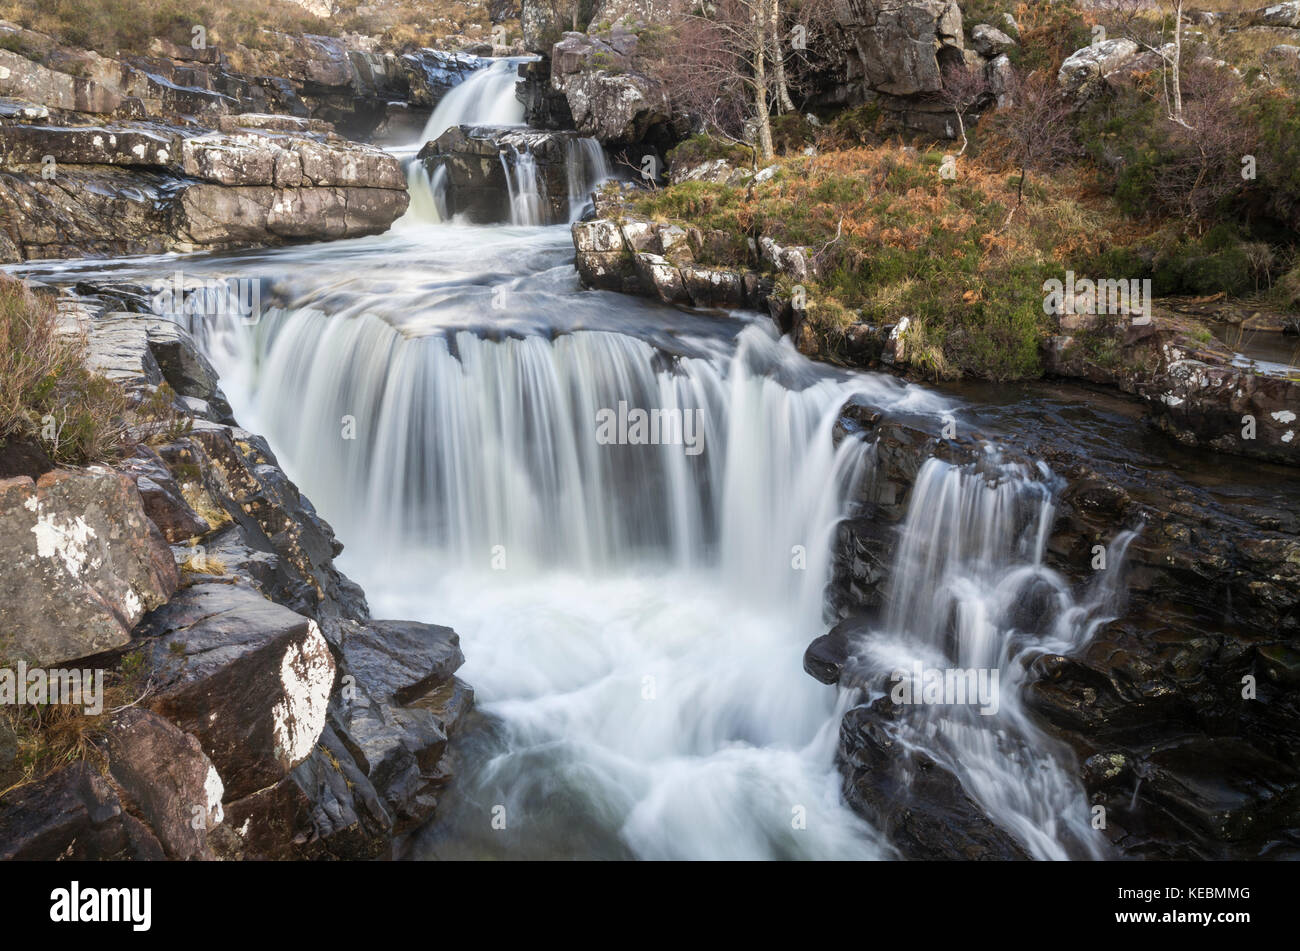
[106,708,224,860]
[137,582,336,802]
[419,124,594,224]
[816,392,1300,860]
[518,58,575,130]
[0,762,165,861]
[1044,313,1300,467]
[839,698,1031,860]
[0,297,473,861]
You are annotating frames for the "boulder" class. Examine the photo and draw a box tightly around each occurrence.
[839,698,1031,859]
[1247,2,1300,28]
[0,762,164,860]
[327,619,464,706]
[0,468,178,665]
[1058,39,1141,93]
[138,582,335,801]
[971,23,1016,57]
[550,30,671,144]
[106,708,224,860]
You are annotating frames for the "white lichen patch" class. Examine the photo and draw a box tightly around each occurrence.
[204,764,225,826]
[270,621,333,766]
[1272,410,1296,423]
[1162,394,1185,407]
[1284,430,1295,443]
[31,513,97,578]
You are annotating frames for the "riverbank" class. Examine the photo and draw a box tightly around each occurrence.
[0,277,472,859]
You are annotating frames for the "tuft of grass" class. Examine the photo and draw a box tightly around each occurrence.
[0,277,130,466]
[0,642,150,799]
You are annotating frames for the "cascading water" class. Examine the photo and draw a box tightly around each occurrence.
[500,145,544,227]
[848,456,1135,859]
[566,137,613,222]
[418,57,527,145]
[405,162,448,224]
[20,49,1137,861]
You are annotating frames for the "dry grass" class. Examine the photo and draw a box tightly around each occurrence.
[0,645,150,799]
[0,277,131,466]
[0,0,513,56]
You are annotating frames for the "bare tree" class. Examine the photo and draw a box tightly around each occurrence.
[1102,0,1191,128]
[937,61,990,157]
[992,68,1076,219]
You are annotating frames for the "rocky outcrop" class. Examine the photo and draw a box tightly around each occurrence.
[1057,38,1141,97]
[1042,311,1300,467]
[0,468,179,666]
[0,118,408,260]
[419,124,596,224]
[574,210,826,327]
[814,392,1300,859]
[550,29,673,145]
[0,289,473,860]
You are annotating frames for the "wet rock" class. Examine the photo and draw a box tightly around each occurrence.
[399,49,489,107]
[518,57,575,130]
[1043,312,1300,466]
[839,699,1031,859]
[803,615,875,684]
[326,619,464,706]
[0,762,164,860]
[138,582,335,801]
[106,708,224,860]
[1139,738,1300,846]
[142,320,235,420]
[419,124,594,224]
[0,468,178,665]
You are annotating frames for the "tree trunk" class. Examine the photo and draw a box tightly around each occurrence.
[770,0,795,114]
[754,0,775,161]
[1168,0,1185,125]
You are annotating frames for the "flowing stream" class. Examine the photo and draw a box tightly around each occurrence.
[9,61,1145,861]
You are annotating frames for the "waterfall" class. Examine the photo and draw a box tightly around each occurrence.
[404,162,448,224]
[202,298,943,858]
[851,456,1135,860]
[566,137,613,222]
[500,146,544,227]
[417,57,527,146]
